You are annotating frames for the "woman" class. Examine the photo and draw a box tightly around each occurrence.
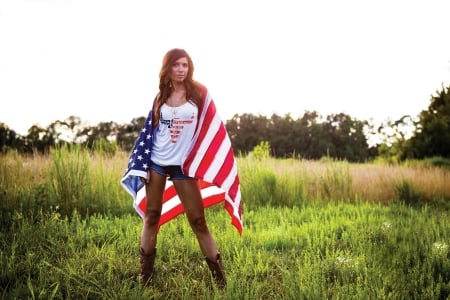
[121,48,243,289]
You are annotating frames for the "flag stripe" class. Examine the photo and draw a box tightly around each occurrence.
[137,184,227,227]
[162,182,177,204]
[195,125,227,179]
[183,96,218,173]
[212,147,234,186]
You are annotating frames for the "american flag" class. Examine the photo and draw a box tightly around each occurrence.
[120,84,243,235]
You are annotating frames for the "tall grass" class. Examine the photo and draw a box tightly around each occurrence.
[0,147,133,228]
[238,156,450,209]
[1,149,449,227]
[0,148,449,298]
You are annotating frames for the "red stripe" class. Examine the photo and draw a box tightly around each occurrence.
[228,175,240,201]
[183,100,216,171]
[159,203,184,226]
[140,184,226,227]
[224,200,242,235]
[195,125,226,178]
[212,148,234,186]
[162,184,177,204]
[138,196,146,213]
[198,180,215,189]
[158,191,225,227]
[202,192,226,207]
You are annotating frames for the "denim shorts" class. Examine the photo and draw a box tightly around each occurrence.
[149,160,194,181]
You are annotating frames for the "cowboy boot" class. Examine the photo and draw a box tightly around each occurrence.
[139,247,156,285]
[205,253,226,289]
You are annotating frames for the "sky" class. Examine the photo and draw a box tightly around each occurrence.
[1,0,449,136]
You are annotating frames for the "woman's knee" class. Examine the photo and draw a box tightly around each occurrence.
[189,215,209,233]
[144,209,161,227]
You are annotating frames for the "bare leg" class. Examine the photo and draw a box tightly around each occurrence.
[172,179,219,260]
[173,179,226,288]
[140,170,165,253]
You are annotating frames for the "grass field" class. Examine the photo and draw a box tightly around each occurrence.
[1,148,449,299]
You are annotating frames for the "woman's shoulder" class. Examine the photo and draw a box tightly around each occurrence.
[194,81,208,99]
[194,80,206,90]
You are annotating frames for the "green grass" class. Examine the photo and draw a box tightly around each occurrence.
[1,203,449,299]
[0,148,449,299]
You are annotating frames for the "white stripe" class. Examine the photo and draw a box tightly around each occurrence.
[160,185,224,215]
[200,185,226,198]
[134,186,146,218]
[203,137,231,181]
[160,181,180,215]
[225,186,242,221]
[187,111,222,175]
[161,195,182,215]
[216,159,239,193]
[136,186,146,204]
[187,93,211,151]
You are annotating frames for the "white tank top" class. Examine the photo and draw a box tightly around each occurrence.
[151,101,198,166]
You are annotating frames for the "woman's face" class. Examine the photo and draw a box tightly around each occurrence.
[170,56,189,84]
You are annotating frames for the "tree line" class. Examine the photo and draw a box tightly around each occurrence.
[1,85,449,162]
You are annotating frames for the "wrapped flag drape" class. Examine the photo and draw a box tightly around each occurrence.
[120,83,243,235]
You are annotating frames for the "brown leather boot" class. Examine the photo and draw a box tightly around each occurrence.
[139,247,156,285]
[205,253,226,289]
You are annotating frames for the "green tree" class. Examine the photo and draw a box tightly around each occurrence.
[116,117,146,152]
[268,113,295,157]
[404,84,450,159]
[26,124,52,154]
[0,123,16,153]
[293,111,323,159]
[226,113,270,154]
[47,116,84,144]
[79,121,119,148]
